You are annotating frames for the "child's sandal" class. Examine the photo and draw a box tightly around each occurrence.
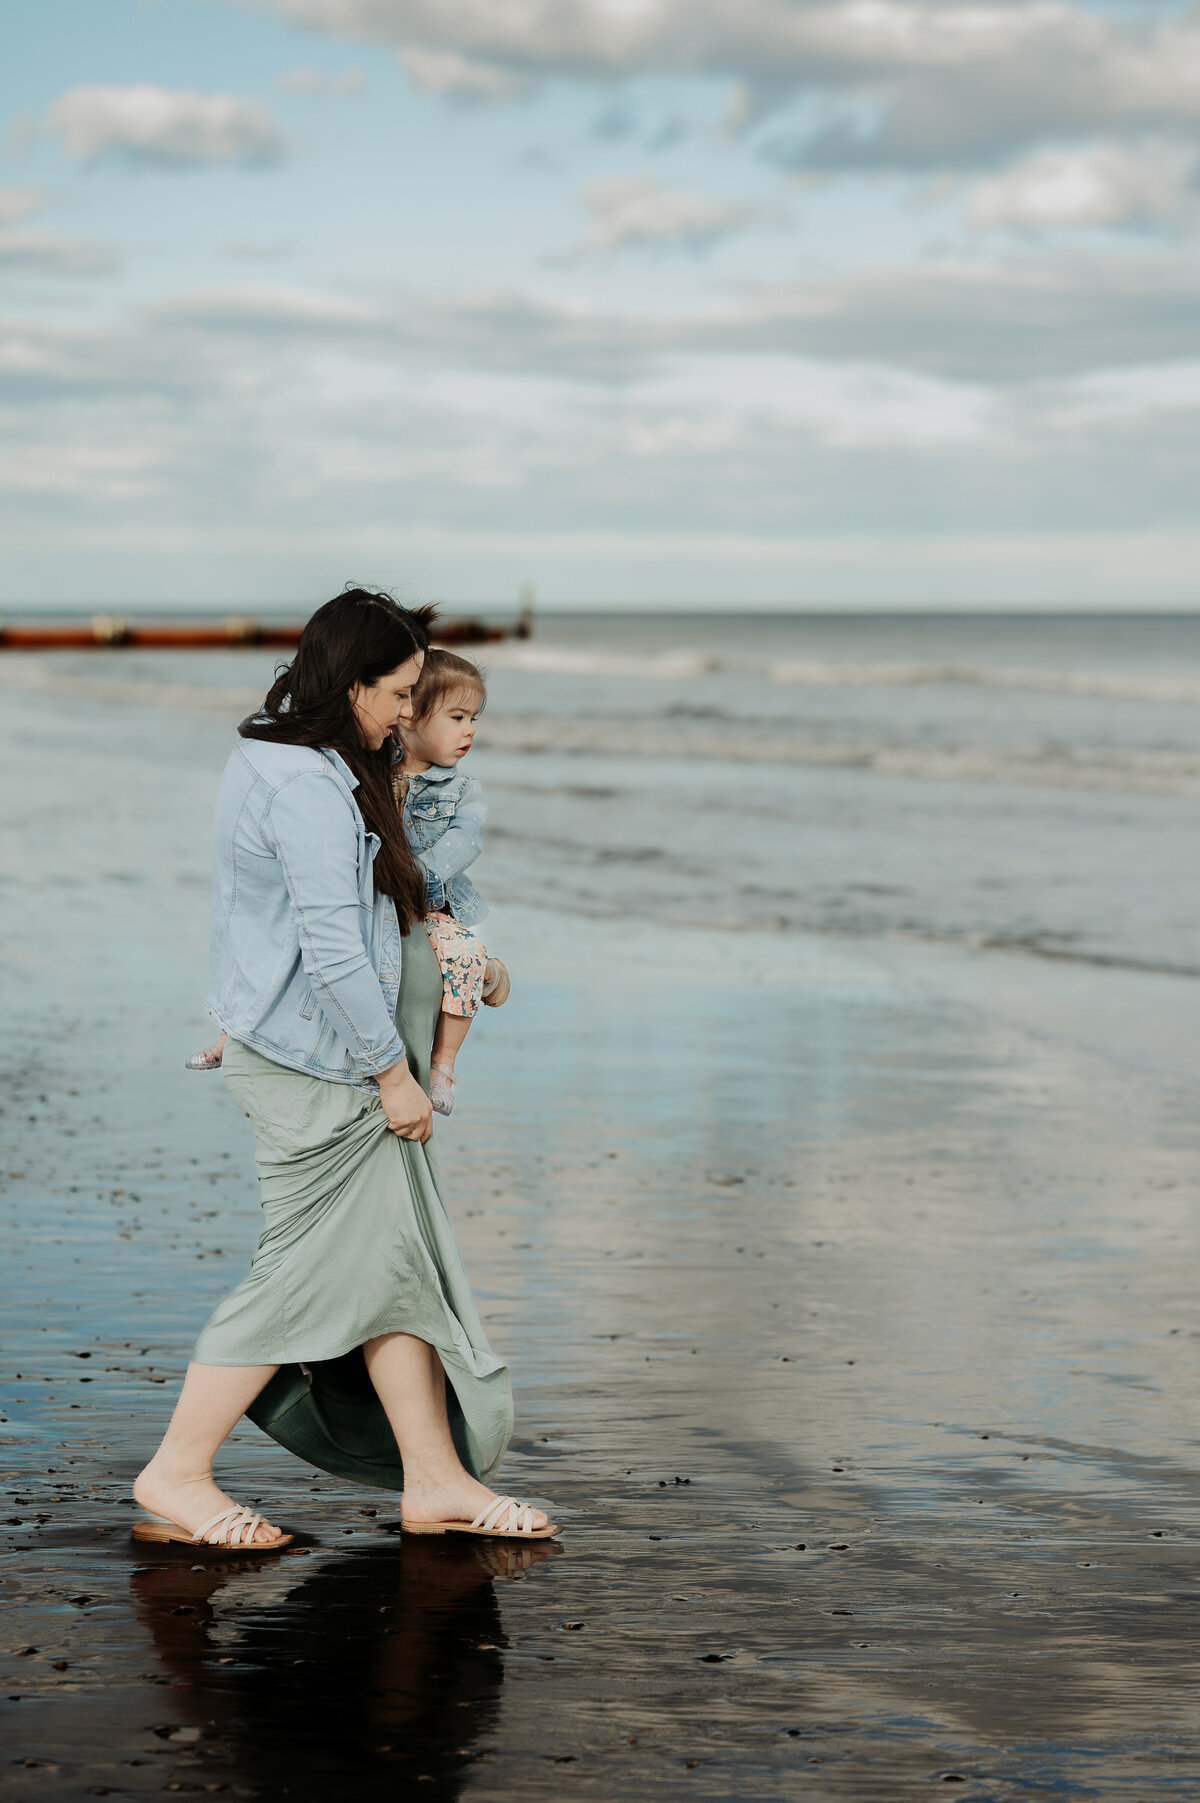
[481,958,510,1007]
[430,1062,457,1117]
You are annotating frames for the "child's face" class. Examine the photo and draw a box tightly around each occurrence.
[405,689,482,767]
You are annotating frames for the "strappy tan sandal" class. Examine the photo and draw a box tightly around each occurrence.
[401,1495,559,1539]
[131,1504,293,1553]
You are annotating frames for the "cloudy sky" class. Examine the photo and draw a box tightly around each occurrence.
[5,0,1200,608]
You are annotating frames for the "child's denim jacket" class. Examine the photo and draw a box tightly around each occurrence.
[402,761,489,927]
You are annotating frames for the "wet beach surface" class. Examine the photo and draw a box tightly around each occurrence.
[6,677,1200,1799]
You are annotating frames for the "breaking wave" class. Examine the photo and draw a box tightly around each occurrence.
[469,717,1200,796]
[479,645,721,680]
[5,655,1200,794]
[766,660,1200,701]
[7,642,1200,706]
[484,643,1200,703]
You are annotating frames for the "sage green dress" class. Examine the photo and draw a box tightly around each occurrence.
[192,926,513,1490]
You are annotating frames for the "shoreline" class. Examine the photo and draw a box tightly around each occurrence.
[5,682,1200,1797]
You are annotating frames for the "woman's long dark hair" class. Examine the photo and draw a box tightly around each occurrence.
[240,587,435,932]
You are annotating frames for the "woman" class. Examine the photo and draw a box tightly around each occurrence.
[133,589,556,1549]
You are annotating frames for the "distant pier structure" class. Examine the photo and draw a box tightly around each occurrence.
[0,591,535,652]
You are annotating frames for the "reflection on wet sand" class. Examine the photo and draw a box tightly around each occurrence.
[9,673,1200,1797]
[128,1535,560,1799]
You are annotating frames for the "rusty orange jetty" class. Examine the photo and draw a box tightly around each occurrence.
[0,605,533,652]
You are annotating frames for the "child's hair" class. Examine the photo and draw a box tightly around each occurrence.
[411,647,486,723]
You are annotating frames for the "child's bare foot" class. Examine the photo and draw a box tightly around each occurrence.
[186,1033,227,1072]
[430,1061,456,1116]
[133,1458,284,1545]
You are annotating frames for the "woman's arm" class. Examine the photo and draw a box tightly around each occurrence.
[376,1061,433,1141]
[264,771,406,1078]
[417,782,487,908]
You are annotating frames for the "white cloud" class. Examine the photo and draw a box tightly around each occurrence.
[1055,360,1200,424]
[72,252,1200,388]
[277,65,365,93]
[159,284,380,331]
[700,253,1200,383]
[0,441,161,500]
[0,188,45,227]
[569,176,770,257]
[227,0,1030,78]
[8,272,1200,603]
[0,185,115,276]
[223,239,295,261]
[969,141,1198,230]
[0,232,117,276]
[398,48,524,99]
[225,0,1200,168]
[46,84,286,168]
[635,353,994,448]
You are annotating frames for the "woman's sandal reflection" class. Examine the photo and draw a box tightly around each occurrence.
[130,1532,560,1797]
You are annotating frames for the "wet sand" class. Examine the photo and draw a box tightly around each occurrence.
[5,686,1200,1799]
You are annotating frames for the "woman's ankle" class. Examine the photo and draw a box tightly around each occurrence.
[136,1452,215,1489]
[401,1458,480,1498]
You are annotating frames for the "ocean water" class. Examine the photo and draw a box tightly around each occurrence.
[6,610,1200,973]
[8,617,1200,1797]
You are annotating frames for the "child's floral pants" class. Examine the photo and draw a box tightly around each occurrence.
[422,911,487,1017]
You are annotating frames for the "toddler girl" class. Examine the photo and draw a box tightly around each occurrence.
[394,648,508,1116]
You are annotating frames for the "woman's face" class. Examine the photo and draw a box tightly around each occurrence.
[349,651,425,751]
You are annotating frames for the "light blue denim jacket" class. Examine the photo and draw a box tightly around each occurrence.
[206,739,405,1088]
[402,763,489,928]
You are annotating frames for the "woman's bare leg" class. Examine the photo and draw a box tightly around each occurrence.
[363,1332,547,1529]
[133,1362,283,1544]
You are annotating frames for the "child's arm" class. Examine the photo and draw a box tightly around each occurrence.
[417,780,487,909]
